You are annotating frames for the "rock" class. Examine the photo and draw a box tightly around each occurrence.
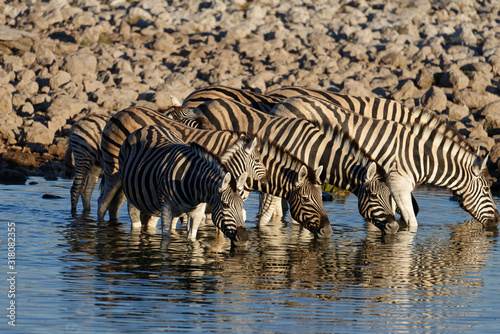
[481,100,500,135]
[420,86,447,112]
[0,169,27,185]
[415,68,435,89]
[23,123,54,146]
[453,89,500,109]
[448,103,470,121]
[2,151,37,167]
[63,53,97,76]
[0,87,12,115]
[440,69,469,90]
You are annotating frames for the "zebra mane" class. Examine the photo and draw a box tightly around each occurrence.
[264,137,322,183]
[187,142,224,174]
[410,106,475,153]
[312,119,387,179]
[219,135,256,165]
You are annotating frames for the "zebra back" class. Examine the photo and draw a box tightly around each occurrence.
[119,125,248,244]
[183,85,279,112]
[267,86,475,153]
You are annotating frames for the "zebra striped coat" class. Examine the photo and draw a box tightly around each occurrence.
[192,98,399,233]
[66,113,109,214]
[269,95,500,229]
[119,125,249,245]
[98,106,330,237]
[266,86,474,153]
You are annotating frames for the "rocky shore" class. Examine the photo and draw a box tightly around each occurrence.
[1,0,500,187]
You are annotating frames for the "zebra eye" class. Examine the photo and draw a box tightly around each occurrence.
[369,193,378,199]
[303,196,310,203]
[222,202,230,209]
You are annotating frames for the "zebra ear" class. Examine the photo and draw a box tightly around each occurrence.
[473,156,488,176]
[366,162,377,181]
[296,165,308,186]
[315,165,323,183]
[219,172,232,192]
[245,137,258,153]
[169,94,182,106]
[236,171,248,191]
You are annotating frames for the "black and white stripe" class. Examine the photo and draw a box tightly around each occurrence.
[267,86,474,152]
[191,98,398,233]
[98,106,330,237]
[270,95,500,229]
[119,125,249,245]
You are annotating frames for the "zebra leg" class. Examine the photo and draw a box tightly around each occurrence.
[161,202,175,235]
[108,188,127,221]
[127,201,142,229]
[186,203,207,240]
[258,193,278,225]
[97,173,122,221]
[146,216,160,230]
[386,172,418,227]
[70,166,90,214]
[81,165,102,212]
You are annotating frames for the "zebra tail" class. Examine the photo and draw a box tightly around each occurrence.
[64,143,74,178]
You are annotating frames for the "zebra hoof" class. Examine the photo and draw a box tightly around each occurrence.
[231,226,249,247]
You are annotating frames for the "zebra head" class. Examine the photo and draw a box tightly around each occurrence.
[163,106,213,129]
[453,157,500,228]
[288,165,332,238]
[357,162,399,234]
[221,135,269,184]
[210,171,249,246]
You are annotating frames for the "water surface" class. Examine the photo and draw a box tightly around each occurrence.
[1,177,499,333]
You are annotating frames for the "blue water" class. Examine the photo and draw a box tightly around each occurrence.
[1,177,500,333]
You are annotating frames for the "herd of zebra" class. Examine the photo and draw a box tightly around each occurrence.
[66,84,500,246]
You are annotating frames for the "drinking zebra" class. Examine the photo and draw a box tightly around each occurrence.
[269,95,500,229]
[119,125,249,245]
[191,98,399,233]
[98,106,331,237]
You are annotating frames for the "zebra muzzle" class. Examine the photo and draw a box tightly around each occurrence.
[484,210,500,229]
[231,226,249,246]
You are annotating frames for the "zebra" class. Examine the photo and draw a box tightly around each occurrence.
[66,113,110,214]
[268,95,500,229]
[97,106,331,237]
[266,85,475,152]
[119,125,249,245]
[191,98,400,234]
